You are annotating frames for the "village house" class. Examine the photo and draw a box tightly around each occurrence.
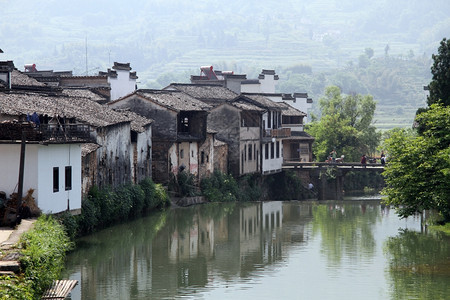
[278,102,314,162]
[233,93,290,175]
[190,66,314,123]
[0,62,152,214]
[163,83,264,178]
[24,62,138,102]
[108,89,214,184]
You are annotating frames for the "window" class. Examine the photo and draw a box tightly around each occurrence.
[65,166,72,191]
[267,111,271,128]
[244,145,247,161]
[179,112,190,133]
[276,141,280,158]
[53,167,59,192]
[248,144,252,161]
[265,144,269,159]
[201,151,205,164]
[271,142,275,159]
[180,149,184,159]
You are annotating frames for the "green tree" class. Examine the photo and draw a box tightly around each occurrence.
[306,86,380,161]
[382,104,450,221]
[428,38,450,106]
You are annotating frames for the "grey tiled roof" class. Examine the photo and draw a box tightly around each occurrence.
[165,83,238,101]
[82,143,101,156]
[112,108,153,132]
[61,88,107,102]
[0,90,149,132]
[11,70,46,87]
[239,93,287,110]
[133,89,212,111]
[279,102,307,116]
[231,101,265,112]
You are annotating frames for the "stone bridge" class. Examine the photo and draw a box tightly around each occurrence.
[282,162,385,200]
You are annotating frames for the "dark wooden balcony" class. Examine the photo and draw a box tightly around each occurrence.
[0,122,95,143]
[263,128,291,138]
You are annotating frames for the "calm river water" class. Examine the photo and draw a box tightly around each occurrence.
[64,198,450,300]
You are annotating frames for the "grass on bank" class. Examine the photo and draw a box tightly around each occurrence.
[0,215,72,300]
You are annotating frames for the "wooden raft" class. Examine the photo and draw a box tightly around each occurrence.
[41,280,78,300]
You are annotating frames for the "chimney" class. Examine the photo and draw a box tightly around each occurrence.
[0,60,14,89]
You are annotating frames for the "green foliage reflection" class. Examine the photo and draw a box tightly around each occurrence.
[384,229,450,299]
[312,203,378,264]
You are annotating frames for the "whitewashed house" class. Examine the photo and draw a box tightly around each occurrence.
[233,94,290,175]
[0,127,84,214]
[0,62,153,214]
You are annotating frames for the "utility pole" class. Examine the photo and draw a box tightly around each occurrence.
[85,36,88,75]
[17,131,26,210]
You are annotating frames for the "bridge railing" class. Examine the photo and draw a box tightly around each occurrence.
[283,161,385,169]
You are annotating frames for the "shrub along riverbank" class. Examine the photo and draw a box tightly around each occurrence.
[0,216,72,299]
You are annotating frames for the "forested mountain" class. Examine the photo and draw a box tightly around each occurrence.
[2,0,450,128]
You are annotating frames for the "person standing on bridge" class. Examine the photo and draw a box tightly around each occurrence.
[380,151,386,165]
[360,154,367,165]
[330,149,337,163]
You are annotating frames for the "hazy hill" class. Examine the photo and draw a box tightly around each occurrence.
[2,0,450,128]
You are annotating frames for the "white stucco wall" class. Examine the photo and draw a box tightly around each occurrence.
[259,74,277,94]
[240,84,261,93]
[0,143,82,214]
[0,144,38,201]
[38,144,82,214]
[108,69,136,101]
[262,139,283,174]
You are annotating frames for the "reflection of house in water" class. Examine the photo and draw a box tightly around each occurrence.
[239,205,262,254]
[168,215,215,262]
[262,201,283,231]
[261,202,283,264]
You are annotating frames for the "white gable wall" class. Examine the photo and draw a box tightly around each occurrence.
[108,69,136,101]
[0,143,82,214]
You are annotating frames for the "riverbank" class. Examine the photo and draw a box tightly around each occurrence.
[0,219,36,254]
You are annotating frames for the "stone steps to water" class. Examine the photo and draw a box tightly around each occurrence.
[0,260,20,273]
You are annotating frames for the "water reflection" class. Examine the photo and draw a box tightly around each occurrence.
[385,229,450,300]
[64,201,450,300]
[311,202,379,265]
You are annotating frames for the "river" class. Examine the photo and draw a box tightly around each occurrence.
[63,197,450,300]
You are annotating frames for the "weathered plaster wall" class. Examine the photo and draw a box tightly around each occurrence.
[82,150,97,196]
[135,125,152,183]
[239,127,260,175]
[198,134,214,179]
[95,123,132,188]
[207,104,241,177]
[213,143,228,174]
[110,96,177,141]
[153,141,173,183]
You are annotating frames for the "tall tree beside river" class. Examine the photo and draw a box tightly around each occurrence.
[428,38,450,107]
[383,38,450,222]
[382,104,450,221]
[305,86,380,161]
